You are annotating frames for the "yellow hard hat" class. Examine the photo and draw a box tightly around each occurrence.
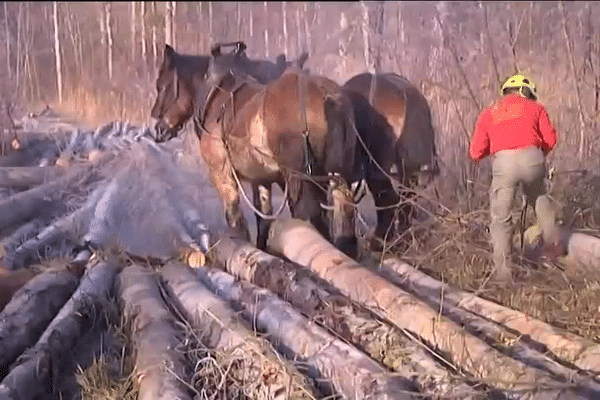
[501,74,537,99]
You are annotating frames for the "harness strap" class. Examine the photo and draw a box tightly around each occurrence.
[297,71,316,175]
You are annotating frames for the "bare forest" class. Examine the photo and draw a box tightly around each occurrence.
[1,1,600,214]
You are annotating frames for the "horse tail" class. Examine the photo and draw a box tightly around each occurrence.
[323,95,357,180]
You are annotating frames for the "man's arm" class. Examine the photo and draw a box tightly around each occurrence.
[538,106,557,155]
[469,111,490,161]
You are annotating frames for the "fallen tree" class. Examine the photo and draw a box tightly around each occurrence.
[0,265,83,376]
[159,261,319,400]
[208,233,479,399]
[380,256,600,377]
[0,166,67,189]
[196,264,420,400]
[0,261,118,400]
[118,263,192,400]
[267,218,586,398]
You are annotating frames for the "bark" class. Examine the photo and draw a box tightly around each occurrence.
[563,232,600,274]
[165,1,173,46]
[118,264,191,400]
[0,266,40,311]
[0,163,98,233]
[209,234,477,398]
[141,1,146,64]
[52,1,62,104]
[0,261,118,400]
[0,166,66,189]
[105,2,113,82]
[159,261,319,400]
[282,2,288,56]
[381,254,600,376]
[267,219,574,394]
[4,2,10,79]
[263,1,269,57]
[0,267,82,375]
[130,2,136,61]
[197,265,419,400]
[378,258,600,398]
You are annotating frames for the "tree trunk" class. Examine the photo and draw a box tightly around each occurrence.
[209,234,477,398]
[0,166,66,189]
[236,2,241,40]
[118,264,191,400]
[0,267,82,375]
[263,1,269,57]
[282,2,288,56]
[105,2,113,82]
[380,255,600,376]
[4,2,10,79]
[267,219,577,395]
[165,1,172,46]
[130,2,136,61]
[52,1,62,104]
[0,262,118,400]
[141,1,146,66]
[208,2,213,47]
[171,1,176,48]
[152,2,158,72]
[197,265,418,400]
[159,261,320,399]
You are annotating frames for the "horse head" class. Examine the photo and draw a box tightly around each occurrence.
[150,44,210,143]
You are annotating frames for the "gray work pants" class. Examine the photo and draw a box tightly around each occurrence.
[490,146,558,274]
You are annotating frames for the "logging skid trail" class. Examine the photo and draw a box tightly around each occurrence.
[1,109,600,400]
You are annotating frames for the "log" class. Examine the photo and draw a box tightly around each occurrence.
[0,166,67,189]
[267,218,579,396]
[0,266,41,311]
[0,267,82,375]
[0,261,118,400]
[159,261,319,400]
[563,232,600,272]
[377,258,600,398]
[3,202,94,270]
[380,256,600,377]
[0,162,99,232]
[118,264,192,400]
[209,233,478,399]
[196,265,418,400]
[0,219,46,261]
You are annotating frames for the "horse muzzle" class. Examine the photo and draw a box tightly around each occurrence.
[152,118,180,143]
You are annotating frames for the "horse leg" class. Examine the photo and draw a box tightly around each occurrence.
[366,176,401,251]
[252,183,273,250]
[327,175,358,259]
[199,137,250,241]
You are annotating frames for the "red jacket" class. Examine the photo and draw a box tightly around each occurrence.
[470,94,557,161]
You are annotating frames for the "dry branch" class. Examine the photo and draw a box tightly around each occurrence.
[0,267,82,375]
[380,256,600,377]
[159,261,319,400]
[209,234,477,398]
[267,219,576,395]
[0,261,118,400]
[118,264,191,400]
[196,265,417,400]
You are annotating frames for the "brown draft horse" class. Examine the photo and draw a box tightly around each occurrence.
[196,50,361,257]
[342,72,440,250]
[150,43,359,257]
[150,42,308,141]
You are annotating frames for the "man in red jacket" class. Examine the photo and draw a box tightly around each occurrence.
[470,74,563,284]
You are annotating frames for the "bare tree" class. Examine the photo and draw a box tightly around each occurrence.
[559,0,586,159]
[53,1,62,103]
[360,1,384,73]
[130,2,136,61]
[236,2,242,40]
[165,1,173,46]
[141,1,147,65]
[480,1,501,87]
[152,2,157,70]
[208,2,213,46]
[282,2,288,56]
[4,2,10,79]
[263,1,269,57]
[105,2,113,82]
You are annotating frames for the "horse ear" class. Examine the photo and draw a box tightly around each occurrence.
[275,54,286,69]
[164,44,175,67]
[298,52,309,70]
[210,44,221,57]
